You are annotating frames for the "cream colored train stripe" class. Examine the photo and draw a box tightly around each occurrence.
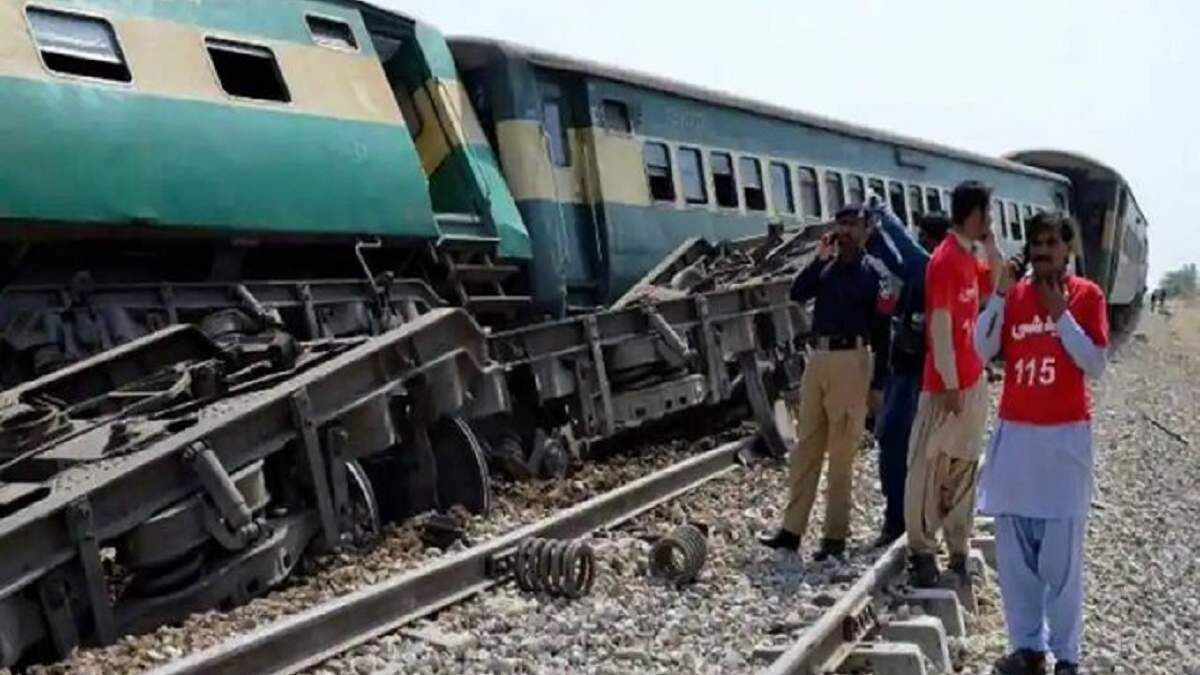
[410,77,491,176]
[0,2,405,127]
[496,120,652,207]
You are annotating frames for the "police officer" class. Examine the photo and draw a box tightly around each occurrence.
[759,205,896,560]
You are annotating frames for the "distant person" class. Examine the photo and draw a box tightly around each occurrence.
[975,212,1108,675]
[871,212,949,547]
[759,205,895,560]
[905,180,998,587]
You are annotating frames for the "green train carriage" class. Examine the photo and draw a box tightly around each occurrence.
[0,0,533,384]
[447,38,1148,333]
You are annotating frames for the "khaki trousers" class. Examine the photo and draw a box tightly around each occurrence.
[782,347,871,541]
[903,379,989,557]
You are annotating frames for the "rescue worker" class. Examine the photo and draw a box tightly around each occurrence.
[976,212,1108,675]
[872,212,950,547]
[905,180,998,586]
[759,205,895,560]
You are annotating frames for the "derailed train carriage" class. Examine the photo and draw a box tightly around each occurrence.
[0,0,1147,666]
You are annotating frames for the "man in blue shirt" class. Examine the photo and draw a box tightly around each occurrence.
[869,211,949,547]
[760,205,896,560]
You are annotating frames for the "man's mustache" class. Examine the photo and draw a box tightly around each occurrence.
[1031,255,1052,263]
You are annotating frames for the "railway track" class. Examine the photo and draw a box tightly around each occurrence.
[110,430,996,675]
[143,438,754,675]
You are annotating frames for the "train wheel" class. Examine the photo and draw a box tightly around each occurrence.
[430,417,491,515]
[343,459,381,546]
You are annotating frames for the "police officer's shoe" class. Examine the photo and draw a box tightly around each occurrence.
[811,538,845,562]
[1053,662,1082,675]
[758,528,801,551]
[909,553,941,588]
[992,649,1047,674]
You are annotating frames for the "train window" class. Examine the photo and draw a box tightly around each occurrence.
[541,98,570,166]
[1008,202,1022,240]
[847,175,866,206]
[888,182,907,225]
[1023,205,1034,227]
[824,172,846,213]
[711,152,738,208]
[992,199,1005,239]
[1054,192,1067,212]
[306,15,358,51]
[942,189,952,212]
[643,142,675,203]
[798,166,821,218]
[925,187,942,213]
[908,185,923,223]
[26,7,131,83]
[678,147,707,205]
[602,100,631,133]
[740,157,766,211]
[770,162,794,214]
[868,178,886,202]
[206,38,290,102]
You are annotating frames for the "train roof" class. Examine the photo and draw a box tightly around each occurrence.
[1007,149,1147,223]
[448,37,1070,186]
[1004,150,1126,185]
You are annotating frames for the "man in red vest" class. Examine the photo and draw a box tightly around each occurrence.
[904,181,997,587]
[976,212,1108,675]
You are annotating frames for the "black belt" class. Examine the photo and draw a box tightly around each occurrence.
[810,334,868,351]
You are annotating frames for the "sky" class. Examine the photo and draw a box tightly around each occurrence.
[382,0,1197,288]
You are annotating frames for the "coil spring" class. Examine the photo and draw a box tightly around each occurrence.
[513,537,596,598]
[649,524,708,586]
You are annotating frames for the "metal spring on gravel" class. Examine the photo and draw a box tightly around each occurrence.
[513,537,596,598]
[649,524,708,586]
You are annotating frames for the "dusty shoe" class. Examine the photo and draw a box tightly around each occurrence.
[812,538,846,562]
[1053,662,1082,675]
[758,528,801,552]
[909,553,941,588]
[993,649,1047,675]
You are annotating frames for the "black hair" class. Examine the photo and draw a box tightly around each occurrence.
[1023,211,1076,246]
[950,180,992,227]
[917,212,951,242]
[835,204,866,221]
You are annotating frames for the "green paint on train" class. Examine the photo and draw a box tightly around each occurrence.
[0,76,437,238]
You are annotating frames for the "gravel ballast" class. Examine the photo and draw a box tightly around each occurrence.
[307,433,891,675]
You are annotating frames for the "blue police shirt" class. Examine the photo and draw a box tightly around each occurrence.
[790,252,886,339]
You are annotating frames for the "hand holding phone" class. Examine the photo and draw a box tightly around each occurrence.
[818,233,836,260]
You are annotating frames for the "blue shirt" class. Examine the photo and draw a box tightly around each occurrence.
[865,207,931,374]
[790,252,885,339]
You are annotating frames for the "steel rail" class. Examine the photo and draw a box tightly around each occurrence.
[151,437,751,675]
[762,535,910,675]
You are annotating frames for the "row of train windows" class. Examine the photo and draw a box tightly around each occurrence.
[21,6,360,103]
[644,140,1050,241]
[644,140,951,225]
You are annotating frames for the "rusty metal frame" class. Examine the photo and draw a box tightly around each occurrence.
[0,308,488,663]
[489,279,800,444]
